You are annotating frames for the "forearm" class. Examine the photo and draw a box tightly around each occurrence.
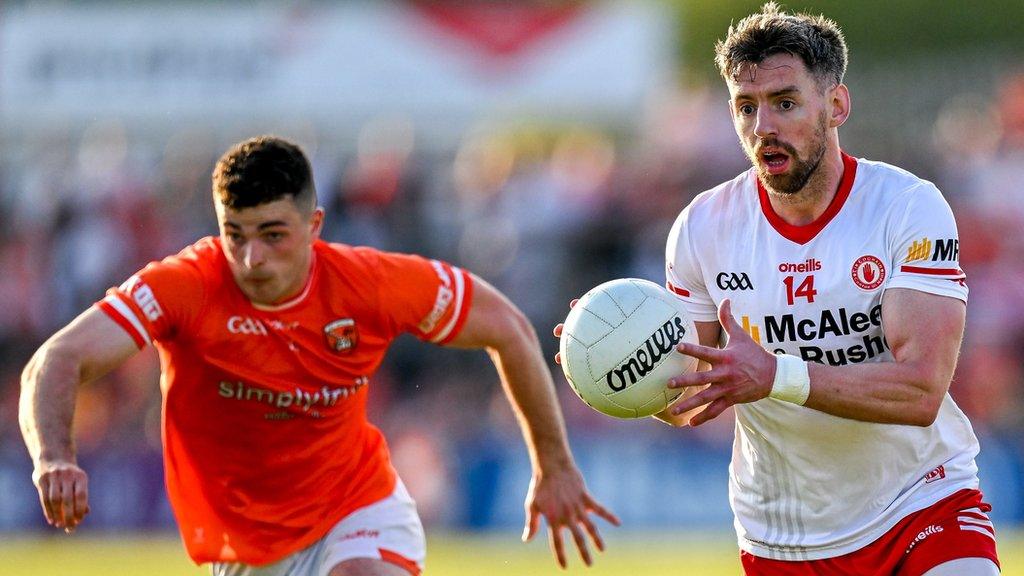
[487,320,574,471]
[803,358,947,426]
[19,343,82,465]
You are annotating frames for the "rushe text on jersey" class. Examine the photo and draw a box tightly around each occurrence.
[748,304,890,366]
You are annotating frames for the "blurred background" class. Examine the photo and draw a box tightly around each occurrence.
[0,0,1022,573]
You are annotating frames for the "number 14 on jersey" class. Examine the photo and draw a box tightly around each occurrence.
[783,275,817,305]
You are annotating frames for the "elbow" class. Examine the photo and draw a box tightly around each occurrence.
[489,305,539,353]
[905,387,945,427]
[907,408,939,428]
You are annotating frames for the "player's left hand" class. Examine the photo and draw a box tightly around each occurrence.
[522,466,620,569]
[667,298,776,426]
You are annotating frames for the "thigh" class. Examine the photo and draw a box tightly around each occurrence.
[211,552,302,576]
[921,558,1000,576]
[317,480,426,576]
[742,490,1000,576]
[327,559,411,576]
[896,491,999,576]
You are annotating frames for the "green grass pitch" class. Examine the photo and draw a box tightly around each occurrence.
[3,531,1020,575]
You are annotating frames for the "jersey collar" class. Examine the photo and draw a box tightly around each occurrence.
[757,152,858,245]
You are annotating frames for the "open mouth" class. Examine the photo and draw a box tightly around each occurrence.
[761,150,790,175]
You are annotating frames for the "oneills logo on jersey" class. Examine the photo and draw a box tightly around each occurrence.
[324,318,358,353]
[777,258,822,273]
[741,305,889,366]
[120,275,163,321]
[420,261,456,333]
[924,465,946,484]
[851,255,885,291]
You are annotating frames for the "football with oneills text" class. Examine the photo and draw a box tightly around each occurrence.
[559,278,699,418]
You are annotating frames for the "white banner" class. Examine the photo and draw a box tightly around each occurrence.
[0,2,673,131]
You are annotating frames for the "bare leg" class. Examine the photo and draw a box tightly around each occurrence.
[921,558,999,576]
[327,558,414,576]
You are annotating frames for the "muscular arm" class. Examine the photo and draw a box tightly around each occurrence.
[669,288,965,427]
[19,306,140,530]
[446,276,573,473]
[802,288,964,425]
[447,275,618,568]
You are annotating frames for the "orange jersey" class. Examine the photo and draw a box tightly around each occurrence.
[97,238,473,565]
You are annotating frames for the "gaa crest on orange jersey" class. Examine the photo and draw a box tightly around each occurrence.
[324,318,359,353]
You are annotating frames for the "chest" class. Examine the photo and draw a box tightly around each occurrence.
[186,299,388,384]
[702,218,892,363]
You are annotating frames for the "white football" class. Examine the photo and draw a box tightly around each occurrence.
[559,278,699,419]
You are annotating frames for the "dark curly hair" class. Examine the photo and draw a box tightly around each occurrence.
[212,135,316,213]
[715,2,848,89]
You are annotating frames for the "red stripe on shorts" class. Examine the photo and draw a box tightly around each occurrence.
[741,489,999,576]
[379,548,421,576]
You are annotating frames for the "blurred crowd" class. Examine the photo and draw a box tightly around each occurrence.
[1,72,1023,527]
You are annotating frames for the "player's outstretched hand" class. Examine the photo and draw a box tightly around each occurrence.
[667,298,775,426]
[522,466,620,569]
[32,459,90,533]
[552,299,579,365]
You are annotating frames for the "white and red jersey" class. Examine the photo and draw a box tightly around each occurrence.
[666,153,981,560]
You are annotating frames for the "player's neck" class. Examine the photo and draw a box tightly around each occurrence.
[764,149,845,227]
[275,252,316,305]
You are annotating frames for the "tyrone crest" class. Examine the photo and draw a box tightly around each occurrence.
[324,318,358,354]
[851,255,885,291]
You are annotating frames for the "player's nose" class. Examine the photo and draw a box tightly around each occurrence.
[242,241,266,269]
[753,108,778,139]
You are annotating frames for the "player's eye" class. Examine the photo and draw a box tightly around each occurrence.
[779,100,795,111]
[225,232,244,243]
[264,231,286,243]
[738,103,755,116]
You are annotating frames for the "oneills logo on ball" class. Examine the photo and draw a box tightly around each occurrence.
[603,317,687,392]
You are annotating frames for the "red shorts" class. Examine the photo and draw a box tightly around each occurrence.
[741,489,999,576]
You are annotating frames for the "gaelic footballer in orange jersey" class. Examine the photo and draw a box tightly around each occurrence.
[23,135,617,574]
[98,237,472,564]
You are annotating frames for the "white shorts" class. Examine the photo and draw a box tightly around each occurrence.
[211,480,426,576]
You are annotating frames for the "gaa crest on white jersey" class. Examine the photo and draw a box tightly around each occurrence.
[665,154,980,560]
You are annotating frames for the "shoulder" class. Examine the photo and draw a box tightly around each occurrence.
[315,241,404,276]
[669,170,754,240]
[316,240,377,267]
[853,157,947,208]
[315,241,442,282]
[140,237,222,287]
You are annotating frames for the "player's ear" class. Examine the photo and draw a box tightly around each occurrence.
[309,207,325,241]
[829,83,851,128]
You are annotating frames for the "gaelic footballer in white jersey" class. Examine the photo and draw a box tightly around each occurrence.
[665,153,980,560]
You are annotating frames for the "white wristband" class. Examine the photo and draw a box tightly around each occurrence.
[770,353,810,405]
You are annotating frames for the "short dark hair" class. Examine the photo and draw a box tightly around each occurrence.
[212,135,316,213]
[715,2,848,89]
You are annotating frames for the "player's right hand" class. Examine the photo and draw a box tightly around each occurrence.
[32,460,90,533]
[552,299,580,365]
